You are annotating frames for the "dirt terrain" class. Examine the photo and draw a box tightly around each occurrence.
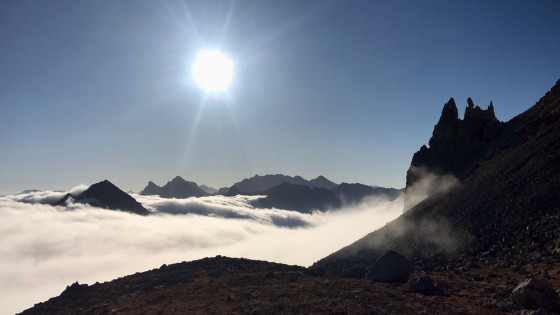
[18,256,560,314]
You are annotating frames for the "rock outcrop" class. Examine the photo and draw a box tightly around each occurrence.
[404,98,503,209]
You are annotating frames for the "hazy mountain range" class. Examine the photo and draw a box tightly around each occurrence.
[32,174,401,215]
[136,174,401,212]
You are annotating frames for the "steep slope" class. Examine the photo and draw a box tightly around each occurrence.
[139,181,162,195]
[56,180,149,215]
[315,79,560,275]
[159,176,209,198]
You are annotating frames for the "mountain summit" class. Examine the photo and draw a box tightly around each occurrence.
[139,181,162,196]
[404,97,503,209]
[159,176,209,198]
[56,180,149,215]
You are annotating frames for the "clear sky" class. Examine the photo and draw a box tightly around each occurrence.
[1,0,560,194]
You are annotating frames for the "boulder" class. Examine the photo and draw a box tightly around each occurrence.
[405,276,435,294]
[366,250,411,283]
[511,278,560,311]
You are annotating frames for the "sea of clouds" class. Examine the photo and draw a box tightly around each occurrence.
[0,188,403,315]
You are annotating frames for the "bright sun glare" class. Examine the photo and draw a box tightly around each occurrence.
[192,50,233,92]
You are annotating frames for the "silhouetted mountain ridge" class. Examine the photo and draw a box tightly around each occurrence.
[229,174,338,194]
[315,78,560,278]
[139,181,162,195]
[55,180,149,215]
[158,176,209,199]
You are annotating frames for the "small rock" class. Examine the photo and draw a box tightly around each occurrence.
[405,276,435,294]
[434,281,454,296]
[511,278,560,311]
[366,250,412,283]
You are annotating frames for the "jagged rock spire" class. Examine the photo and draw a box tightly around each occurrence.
[467,98,475,109]
[438,98,459,123]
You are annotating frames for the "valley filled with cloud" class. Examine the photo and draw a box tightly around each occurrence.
[1,189,402,314]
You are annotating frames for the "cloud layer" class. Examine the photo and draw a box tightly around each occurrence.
[0,189,402,315]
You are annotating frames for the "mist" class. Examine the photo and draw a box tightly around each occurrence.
[404,166,459,211]
[0,190,402,315]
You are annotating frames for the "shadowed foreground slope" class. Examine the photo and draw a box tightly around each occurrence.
[22,256,560,314]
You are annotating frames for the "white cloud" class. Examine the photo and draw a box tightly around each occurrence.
[0,190,402,315]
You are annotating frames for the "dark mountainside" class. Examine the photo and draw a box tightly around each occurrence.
[56,180,149,215]
[315,79,560,277]
[258,182,342,213]
[20,79,560,314]
[223,185,244,197]
[158,176,209,198]
[258,182,402,212]
[332,183,402,204]
[229,174,337,194]
[139,181,162,196]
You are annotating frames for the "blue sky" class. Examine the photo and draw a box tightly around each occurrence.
[1,0,559,194]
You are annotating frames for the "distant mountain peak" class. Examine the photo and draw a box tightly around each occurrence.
[56,180,149,215]
[159,176,208,199]
[140,181,162,196]
[171,176,186,182]
[309,175,337,189]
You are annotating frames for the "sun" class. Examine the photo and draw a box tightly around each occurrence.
[192,50,233,92]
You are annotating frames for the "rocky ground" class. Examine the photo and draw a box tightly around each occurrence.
[19,255,560,314]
